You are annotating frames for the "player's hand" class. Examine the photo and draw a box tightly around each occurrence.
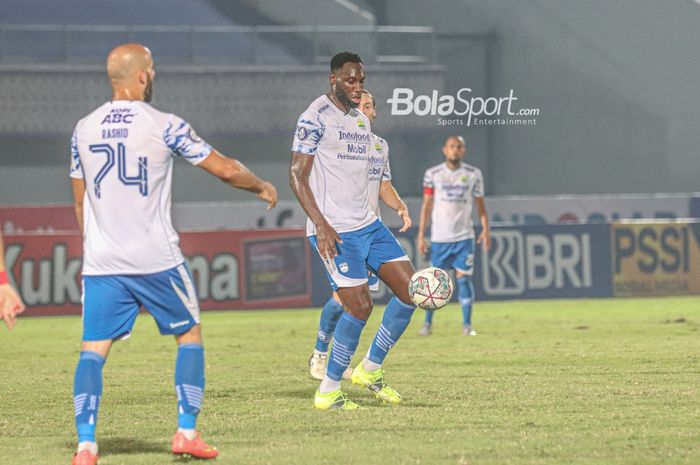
[0,283,26,330]
[477,229,492,250]
[397,206,412,233]
[417,234,428,256]
[257,181,278,210]
[316,221,342,262]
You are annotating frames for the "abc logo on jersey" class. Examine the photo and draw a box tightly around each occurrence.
[481,229,593,296]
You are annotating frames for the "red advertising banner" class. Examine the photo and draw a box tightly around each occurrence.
[1,205,78,233]
[3,229,311,316]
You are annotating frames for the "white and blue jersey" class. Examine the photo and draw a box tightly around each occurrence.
[366,134,391,291]
[367,134,391,218]
[423,162,484,243]
[423,161,483,275]
[293,96,407,289]
[292,95,377,236]
[70,100,211,339]
[70,100,212,275]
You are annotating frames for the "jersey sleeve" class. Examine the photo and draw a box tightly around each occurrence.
[163,116,212,166]
[474,169,485,197]
[382,142,392,181]
[291,110,325,155]
[423,169,434,195]
[69,129,84,179]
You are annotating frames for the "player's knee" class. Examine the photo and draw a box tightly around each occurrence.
[80,340,113,359]
[397,293,415,307]
[392,279,415,306]
[346,300,373,320]
[177,324,203,346]
[456,274,474,298]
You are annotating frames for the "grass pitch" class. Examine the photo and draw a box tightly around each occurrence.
[0,297,699,465]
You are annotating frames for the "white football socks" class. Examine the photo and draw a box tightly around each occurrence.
[319,375,341,393]
[77,441,98,455]
[362,355,382,372]
[178,428,197,440]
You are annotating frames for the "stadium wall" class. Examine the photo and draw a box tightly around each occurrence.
[1,193,693,234]
[3,217,700,316]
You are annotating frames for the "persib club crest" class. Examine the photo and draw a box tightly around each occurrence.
[356,119,366,129]
[188,128,202,143]
[374,142,383,152]
[296,126,309,140]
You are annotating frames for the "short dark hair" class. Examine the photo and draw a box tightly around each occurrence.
[330,52,362,72]
[361,89,375,108]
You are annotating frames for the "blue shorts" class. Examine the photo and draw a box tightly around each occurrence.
[368,271,379,292]
[310,219,408,290]
[431,239,475,275]
[81,263,200,341]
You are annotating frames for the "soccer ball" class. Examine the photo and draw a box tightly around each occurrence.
[408,267,454,310]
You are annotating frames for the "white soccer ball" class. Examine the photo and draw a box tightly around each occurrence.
[408,266,454,310]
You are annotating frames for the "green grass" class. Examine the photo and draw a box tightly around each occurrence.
[1,297,699,465]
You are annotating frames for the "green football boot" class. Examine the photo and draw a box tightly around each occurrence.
[314,389,360,410]
[351,363,402,404]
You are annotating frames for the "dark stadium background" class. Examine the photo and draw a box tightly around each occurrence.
[1,0,699,309]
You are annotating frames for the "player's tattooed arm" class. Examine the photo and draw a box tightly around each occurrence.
[417,192,434,256]
[475,196,491,250]
[71,178,86,234]
[198,150,277,210]
[289,151,341,260]
[379,180,412,232]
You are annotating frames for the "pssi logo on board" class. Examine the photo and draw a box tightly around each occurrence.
[612,222,700,296]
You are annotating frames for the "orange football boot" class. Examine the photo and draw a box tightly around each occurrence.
[171,431,219,459]
[72,450,98,465]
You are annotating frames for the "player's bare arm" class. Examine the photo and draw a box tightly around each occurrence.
[71,177,86,234]
[198,149,277,210]
[475,196,491,250]
[379,180,412,232]
[417,192,434,255]
[289,151,341,260]
[0,232,26,330]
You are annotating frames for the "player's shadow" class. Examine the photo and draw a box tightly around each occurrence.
[97,436,167,455]
[397,401,440,408]
[277,388,312,399]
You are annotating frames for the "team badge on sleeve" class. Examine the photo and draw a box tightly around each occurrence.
[296,126,309,140]
[163,118,212,165]
[188,128,202,143]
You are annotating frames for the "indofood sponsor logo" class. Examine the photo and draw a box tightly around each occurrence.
[386,88,540,127]
[337,131,371,143]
